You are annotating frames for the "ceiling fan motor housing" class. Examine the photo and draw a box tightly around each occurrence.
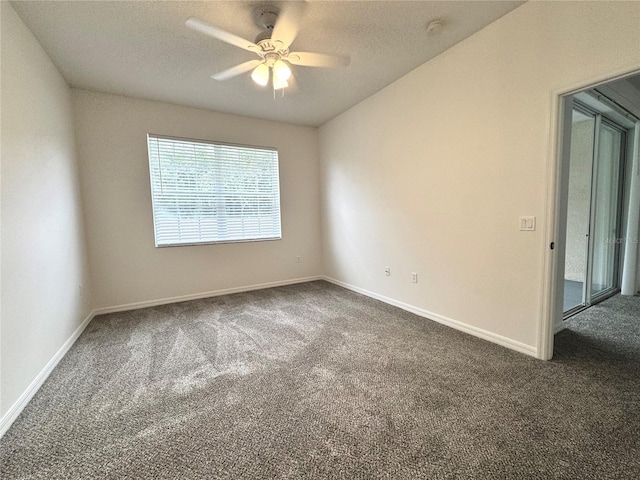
[256,40,290,62]
[258,11,279,30]
[254,9,288,59]
[254,10,289,64]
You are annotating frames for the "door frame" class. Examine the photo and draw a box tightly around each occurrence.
[562,102,628,318]
[538,65,640,360]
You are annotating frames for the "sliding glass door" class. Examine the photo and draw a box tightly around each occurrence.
[590,121,625,300]
[563,109,595,313]
[563,103,626,317]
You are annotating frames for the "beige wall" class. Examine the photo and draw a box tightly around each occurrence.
[1,3,92,417]
[72,90,321,309]
[319,1,640,354]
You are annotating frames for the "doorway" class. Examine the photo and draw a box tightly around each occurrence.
[563,98,628,317]
[541,71,640,361]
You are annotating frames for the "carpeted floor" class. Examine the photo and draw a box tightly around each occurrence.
[556,293,640,361]
[1,281,638,479]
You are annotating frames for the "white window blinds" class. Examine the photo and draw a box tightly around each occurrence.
[147,135,282,247]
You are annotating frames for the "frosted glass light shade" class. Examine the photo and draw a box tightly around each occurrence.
[251,64,269,86]
[273,60,292,81]
[273,76,289,90]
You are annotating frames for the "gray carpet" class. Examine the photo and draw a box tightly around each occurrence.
[557,293,640,361]
[1,281,639,479]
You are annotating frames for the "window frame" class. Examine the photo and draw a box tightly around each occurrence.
[146,133,283,248]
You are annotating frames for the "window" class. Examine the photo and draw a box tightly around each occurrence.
[147,134,282,247]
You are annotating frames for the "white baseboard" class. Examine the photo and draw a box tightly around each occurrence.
[322,276,538,358]
[0,275,536,437]
[554,322,567,334]
[0,275,322,438]
[93,276,323,315]
[0,309,96,438]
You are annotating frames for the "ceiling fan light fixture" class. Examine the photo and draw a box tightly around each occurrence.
[251,63,269,86]
[186,8,351,95]
[273,76,289,90]
[273,60,292,81]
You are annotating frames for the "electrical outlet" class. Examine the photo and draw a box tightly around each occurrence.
[296,256,301,263]
[411,272,418,283]
[384,267,391,276]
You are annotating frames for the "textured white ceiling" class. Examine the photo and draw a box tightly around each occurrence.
[11,1,524,126]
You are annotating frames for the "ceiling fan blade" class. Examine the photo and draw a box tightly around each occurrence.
[286,52,350,68]
[212,60,263,81]
[271,2,305,49]
[186,17,260,53]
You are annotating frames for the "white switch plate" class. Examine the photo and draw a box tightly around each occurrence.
[519,216,536,231]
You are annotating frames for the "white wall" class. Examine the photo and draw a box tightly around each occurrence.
[319,1,640,354]
[1,3,92,418]
[72,90,321,310]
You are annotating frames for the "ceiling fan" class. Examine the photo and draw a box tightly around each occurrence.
[186,4,350,91]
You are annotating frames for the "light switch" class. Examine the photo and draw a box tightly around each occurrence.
[519,216,536,231]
